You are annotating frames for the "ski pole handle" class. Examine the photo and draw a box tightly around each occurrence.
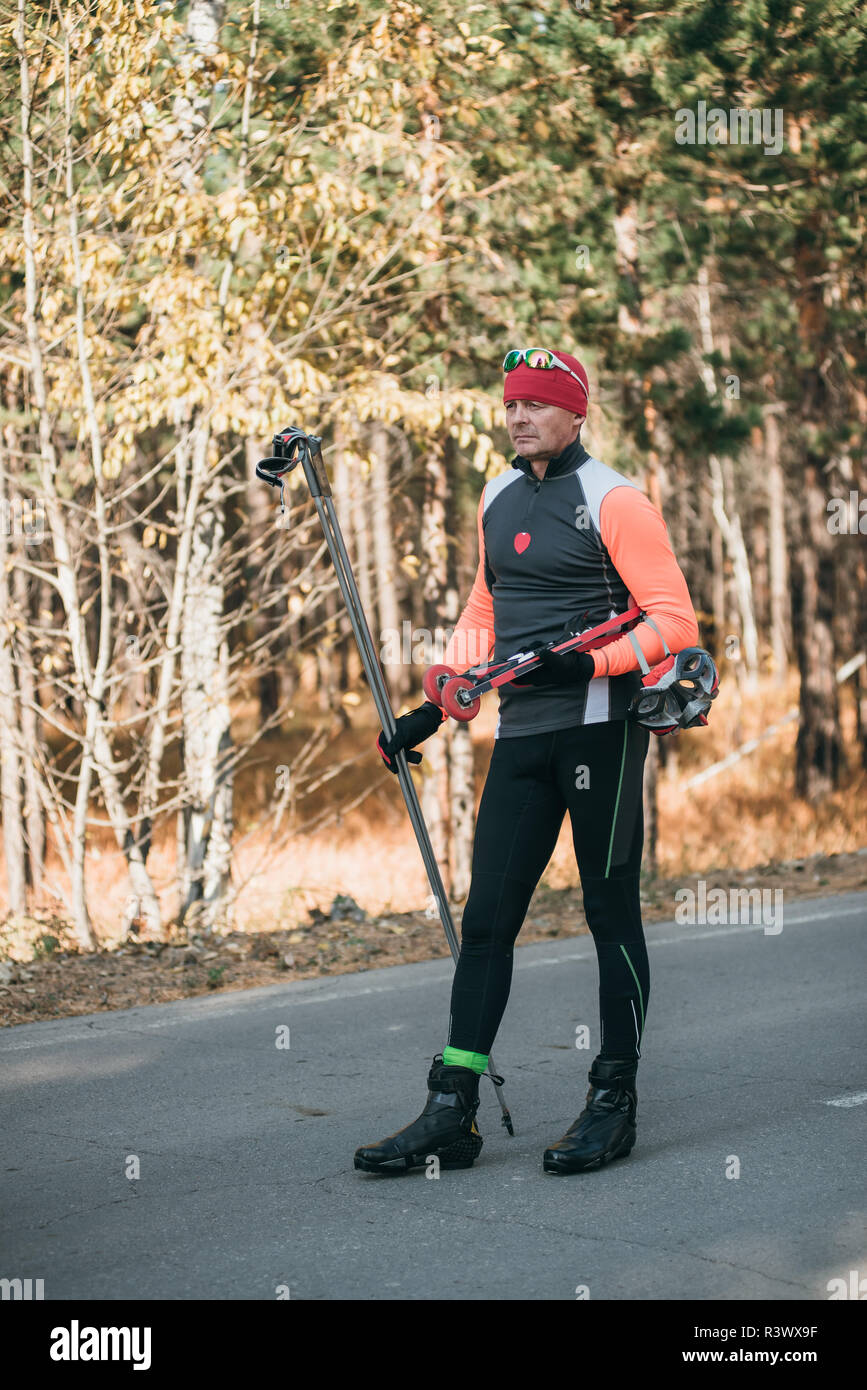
[256,426,329,496]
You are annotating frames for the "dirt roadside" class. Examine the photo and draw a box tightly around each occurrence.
[1,849,864,1029]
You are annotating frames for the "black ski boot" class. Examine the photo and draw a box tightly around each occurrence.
[542,1057,638,1174]
[354,1055,484,1174]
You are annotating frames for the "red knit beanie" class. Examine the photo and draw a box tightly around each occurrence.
[503,348,590,416]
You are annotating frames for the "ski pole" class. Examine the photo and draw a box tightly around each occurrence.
[256,427,515,1136]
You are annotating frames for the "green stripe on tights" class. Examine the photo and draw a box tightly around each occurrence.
[604,722,629,878]
[618,944,645,1034]
[443,1046,489,1074]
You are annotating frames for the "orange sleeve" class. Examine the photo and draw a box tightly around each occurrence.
[443,492,496,672]
[590,486,699,678]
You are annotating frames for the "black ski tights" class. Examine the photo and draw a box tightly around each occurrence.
[447,720,650,1061]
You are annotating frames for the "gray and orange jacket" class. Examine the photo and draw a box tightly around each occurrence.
[443,437,699,738]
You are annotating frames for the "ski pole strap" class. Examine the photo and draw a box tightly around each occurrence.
[626,615,670,675]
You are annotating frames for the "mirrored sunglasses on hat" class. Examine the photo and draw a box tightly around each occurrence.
[502,347,590,402]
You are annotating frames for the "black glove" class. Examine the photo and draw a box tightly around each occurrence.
[376,701,444,774]
[516,648,596,689]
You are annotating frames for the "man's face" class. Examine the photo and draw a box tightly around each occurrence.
[505,398,584,461]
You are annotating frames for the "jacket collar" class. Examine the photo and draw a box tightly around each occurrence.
[511,435,590,480]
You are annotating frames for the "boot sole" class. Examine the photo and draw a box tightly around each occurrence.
[354,1134,482,1175]
[353,1153,478,1174]
[542,1133,635,1175]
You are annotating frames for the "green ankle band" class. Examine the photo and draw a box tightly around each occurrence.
[443,1046,489,1074]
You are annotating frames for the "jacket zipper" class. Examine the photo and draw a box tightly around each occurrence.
[522,473,542,523]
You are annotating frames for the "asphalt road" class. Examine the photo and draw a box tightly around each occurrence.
[1,891,865,1300]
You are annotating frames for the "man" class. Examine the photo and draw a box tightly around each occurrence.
[355,346,699,1175]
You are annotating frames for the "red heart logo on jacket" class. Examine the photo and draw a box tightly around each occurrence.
[514,532,531,554]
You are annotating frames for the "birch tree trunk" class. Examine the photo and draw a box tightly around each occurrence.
[347,453,374,631]
[420,438,450,892]
[171,0,225,193]
[415,69,458,887]
[315,585,340,714]
[613,198,643,337]
[441,442,474,900]
[141,423,202,869]
[13,563,44,896]
[17,0,92,945]
[179,464,234,929]
[710,509,726,645]
[247,436,280,719]
[2,371,44,898]
[8,7,167,941]
[0,467,26,915]
[62,16,162,936]
[174,0,235,930]
[708,453,760,683]
[447,723,474,901]
[696,265,759,687]
[764,407,790,685]
[369,422,406,702]
[612,197,662,873]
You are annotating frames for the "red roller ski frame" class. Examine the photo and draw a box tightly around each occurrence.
[424,606,644,723]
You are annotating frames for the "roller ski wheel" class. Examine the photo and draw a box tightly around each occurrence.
[422,664,456,707]
[441,676,480,723]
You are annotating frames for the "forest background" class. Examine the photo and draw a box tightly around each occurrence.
[0,0,864,1015]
